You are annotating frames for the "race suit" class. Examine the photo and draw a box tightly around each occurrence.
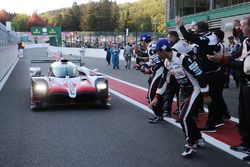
[147,54,164,117]
[221,37,250,149]
[179,25,224,128]
[156,51,209,145]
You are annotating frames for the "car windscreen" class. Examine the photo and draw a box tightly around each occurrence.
[52,66,78,78]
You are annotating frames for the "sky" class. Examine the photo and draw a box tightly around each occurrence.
[0,0,138,15]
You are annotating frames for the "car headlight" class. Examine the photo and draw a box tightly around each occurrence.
[96,82,107,91]
[34,83,48,95]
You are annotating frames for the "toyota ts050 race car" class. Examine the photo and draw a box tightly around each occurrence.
[30,59,110,110]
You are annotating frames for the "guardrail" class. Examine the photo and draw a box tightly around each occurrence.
[0,23,18,48]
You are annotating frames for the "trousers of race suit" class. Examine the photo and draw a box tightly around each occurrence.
[239,83,250,149]
[205,70,228,127]
[112,55,119,69]
[179,87,203,145]
[148,74,164,117]
[163,75,180,113]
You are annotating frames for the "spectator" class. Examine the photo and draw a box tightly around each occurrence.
[233,19,245,43]
[110,44,120,69]
[123,43,133,69]
[104,45,111,65]
[228,36,241,88]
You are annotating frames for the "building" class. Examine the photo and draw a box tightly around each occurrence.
[166,0,250,38]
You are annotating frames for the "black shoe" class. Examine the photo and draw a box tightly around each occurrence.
[215,121,225,128]
[182,144,197,158]
[148,116,163,124]
[243,155,250,161]
[125,65,127,69]
[224,85,229,88]
[200,124,216,132]
[223,112,231,120]
[230,143,248,152]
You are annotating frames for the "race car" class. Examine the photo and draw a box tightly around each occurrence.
[30,59,110,110]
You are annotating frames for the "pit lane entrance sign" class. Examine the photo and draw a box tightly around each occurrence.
[31,26,62,46]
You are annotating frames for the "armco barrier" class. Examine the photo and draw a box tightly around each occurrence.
[0,45,18,83]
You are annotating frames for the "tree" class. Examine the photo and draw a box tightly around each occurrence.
[118,8,130,31]
[111,1,120,31]
[26,12,48,30]
[54,14,63,26]
[80,2,98,31]
[12,14,28,31]
[72,1,81,31]
[0,9,10,25]
[61,8,79,31]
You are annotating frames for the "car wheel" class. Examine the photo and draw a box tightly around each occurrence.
[30,102,47,111]
[31,104,43,111]
[99,100,111,109]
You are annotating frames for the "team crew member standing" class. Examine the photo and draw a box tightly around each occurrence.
[110,44,120,69]
[175,16,224,132]
[149,39,211,157]
[208,16,250,161]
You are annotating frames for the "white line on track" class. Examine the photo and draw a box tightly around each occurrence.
[0,58,19,91]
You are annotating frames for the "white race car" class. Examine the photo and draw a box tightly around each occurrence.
[30,59,110,110]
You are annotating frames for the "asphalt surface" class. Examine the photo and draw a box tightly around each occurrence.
[0,48,248,167]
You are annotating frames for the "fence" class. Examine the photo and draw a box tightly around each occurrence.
[62,31,165,48]
[0,23,18,48]
[18,31,165,48]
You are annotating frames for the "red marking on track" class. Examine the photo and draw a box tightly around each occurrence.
[108,77,241,146]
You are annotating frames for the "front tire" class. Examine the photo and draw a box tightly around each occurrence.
[99,100,111,109]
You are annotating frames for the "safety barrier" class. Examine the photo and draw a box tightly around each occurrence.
[0,23,19,88]
[0,23,18,48]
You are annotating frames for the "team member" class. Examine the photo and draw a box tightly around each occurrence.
[175,16,224,132]
[208,16,250,161]
[149,39,211,157]
[137,34,165,123]
[110,44,120,69]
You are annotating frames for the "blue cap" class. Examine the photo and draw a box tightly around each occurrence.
[155,39,171,52]
[140,33,152,43]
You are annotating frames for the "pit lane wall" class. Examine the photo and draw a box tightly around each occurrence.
[24,44,126,60]
[47,46,126,60]
[0,45,18,84]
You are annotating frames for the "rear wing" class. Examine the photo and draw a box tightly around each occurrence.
[31,51,82,65]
